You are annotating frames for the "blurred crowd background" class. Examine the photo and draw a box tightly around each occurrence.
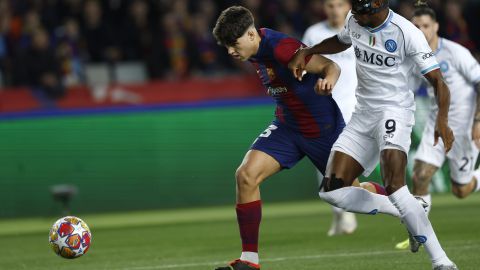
[0,0,479,98]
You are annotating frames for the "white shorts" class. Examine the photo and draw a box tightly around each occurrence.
[415,120,479,185]
[330,108,415,177]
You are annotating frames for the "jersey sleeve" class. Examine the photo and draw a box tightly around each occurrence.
[337,12,353,45]
[273,37,312,67]
[405,27,439,76]
[454,45,480,85]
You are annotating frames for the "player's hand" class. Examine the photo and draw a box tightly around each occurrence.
[434,117,455,153]
[314,78,333,95]
[288,47,308,81]
[472,121,480,149]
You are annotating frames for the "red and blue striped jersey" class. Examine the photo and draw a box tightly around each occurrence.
[249,28,343,138]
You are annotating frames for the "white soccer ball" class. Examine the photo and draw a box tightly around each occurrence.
[49,216,92,259]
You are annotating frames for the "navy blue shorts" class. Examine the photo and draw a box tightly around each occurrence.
[251,122,344,175]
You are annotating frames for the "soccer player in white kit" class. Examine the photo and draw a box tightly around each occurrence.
[289,0,458,269]
[303,0,359,237]
[395,1,480,251]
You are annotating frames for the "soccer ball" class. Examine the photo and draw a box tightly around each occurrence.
[49,216,92,259]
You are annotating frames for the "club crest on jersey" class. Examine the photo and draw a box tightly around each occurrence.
[439,61,449,73]
[385,39,397,52]
[266,68,276,81]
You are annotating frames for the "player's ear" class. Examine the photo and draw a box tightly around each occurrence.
[247,28,256,41]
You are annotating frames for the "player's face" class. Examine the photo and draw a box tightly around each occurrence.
[226,30,256,61]
[324,0,351,26]
[412,15,439,44]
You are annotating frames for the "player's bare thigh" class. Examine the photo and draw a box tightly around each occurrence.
[380,149,409,194]
[412,160,439,195]
[324,151,364,189]
[235,150,282,203]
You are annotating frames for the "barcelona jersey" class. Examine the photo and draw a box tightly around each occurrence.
[249,28,344,138]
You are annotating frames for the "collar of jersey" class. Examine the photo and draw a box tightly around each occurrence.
[434,38,444,55]
[365,10,393,33]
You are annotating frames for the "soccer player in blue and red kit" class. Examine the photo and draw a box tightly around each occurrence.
[211,6,398,270]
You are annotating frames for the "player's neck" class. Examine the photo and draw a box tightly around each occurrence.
[429,35,440,52]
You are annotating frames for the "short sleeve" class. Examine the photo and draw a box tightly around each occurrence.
[405,27,439,75]
[337,12,353,45]
[454,45,480,85]
[273,37,312,67]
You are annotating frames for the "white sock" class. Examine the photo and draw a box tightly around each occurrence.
[240,252,259,264]
[419,194,432,216]
[319,186,400,217]
[473,170,480,192]
[389,186,453,266]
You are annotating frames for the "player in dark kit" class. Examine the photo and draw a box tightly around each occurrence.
[211,6,400,270]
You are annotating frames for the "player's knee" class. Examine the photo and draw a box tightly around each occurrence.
[451,184,470,199]
[235,166,260,189]
[413,169,432,186]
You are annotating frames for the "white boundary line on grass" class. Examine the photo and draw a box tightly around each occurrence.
[120,244,480,270]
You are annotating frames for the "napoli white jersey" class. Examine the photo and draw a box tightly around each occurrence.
[337,10,439,111]
[303,21,357,122]
[423,38,480,128]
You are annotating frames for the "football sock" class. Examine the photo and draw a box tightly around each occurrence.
[473,170,480,192]
[240,252,259,265]
[236,200,262,264]
[319,186,401,217]
[389,186,453,266]
[331,205,345,215]
[418,194,432,216]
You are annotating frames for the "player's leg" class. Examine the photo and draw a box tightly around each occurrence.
[315,110,401,217]
[395,160,438,250]
[412,160,439,216]
[382,151,455,268]
[318,151,401,216]
[234,149,281,267]
[216,123,303,270]
[448,137,480,199]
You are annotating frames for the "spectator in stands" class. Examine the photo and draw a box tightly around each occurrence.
[81,0,121,63]
[443,0,476,52]
[0,0,478,87]
[55,18,84,86]
[151,13,193,79]
[122,0,154,62]
[14,28,64,98]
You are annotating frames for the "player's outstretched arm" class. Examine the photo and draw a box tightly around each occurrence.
[424,69,455,152]
[304,55,341,95]
[288,36,350,81]
[472,83,480,149]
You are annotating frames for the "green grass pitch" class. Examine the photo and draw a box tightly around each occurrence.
[0,194,478,270]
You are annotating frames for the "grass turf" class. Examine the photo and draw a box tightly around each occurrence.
[0,194,478,270]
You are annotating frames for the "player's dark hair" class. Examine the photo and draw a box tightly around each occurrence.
[413,0,437,21]
[212,6,254,47]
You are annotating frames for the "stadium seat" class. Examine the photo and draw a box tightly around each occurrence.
[114,62,147,83]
